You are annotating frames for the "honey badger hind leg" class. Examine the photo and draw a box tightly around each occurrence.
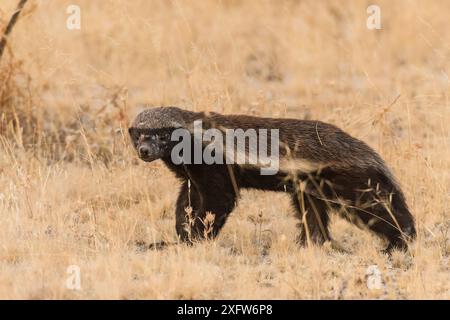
[346,198,416,254]
[369,189,416,254]
[329,167,417,254]
[291,192,332,247]
[174,167,237,244]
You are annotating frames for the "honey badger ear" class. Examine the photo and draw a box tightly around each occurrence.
[128,127,135,136]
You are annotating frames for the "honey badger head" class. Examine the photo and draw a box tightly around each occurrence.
[128,126,175,162]
[128,107,196,162]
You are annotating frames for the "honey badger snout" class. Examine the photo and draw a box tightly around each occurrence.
[136,139,162,162]
[138,145,151,157]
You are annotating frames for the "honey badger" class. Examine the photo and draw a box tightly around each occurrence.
[128,106,416,253]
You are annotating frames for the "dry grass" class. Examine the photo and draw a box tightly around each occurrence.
[0,0,449,299]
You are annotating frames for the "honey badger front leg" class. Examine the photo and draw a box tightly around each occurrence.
[175,180,203,242]
[175,164,237,243]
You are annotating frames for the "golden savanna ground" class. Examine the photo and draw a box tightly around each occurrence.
[0,0,449,299]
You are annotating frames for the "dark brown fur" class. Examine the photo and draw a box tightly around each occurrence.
[129,107,416,252]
